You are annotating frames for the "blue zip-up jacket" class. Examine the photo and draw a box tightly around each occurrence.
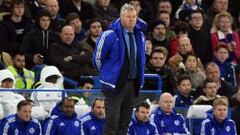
[43,111,82,135]
[127,114,158,135]
[173,91,194,107]
[79,112,104,135]
[200,112,237,135]
[150,107,189,135]
[93,18,146,92]
[0,114,42,135]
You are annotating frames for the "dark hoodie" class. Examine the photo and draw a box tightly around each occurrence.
[20,9,59,69]
[0,14,32,54]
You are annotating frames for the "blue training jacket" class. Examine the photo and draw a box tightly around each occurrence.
[200,112,237,135]
[0,114,42,135]
[127,114,158,135]
[150,107,190,135]
[43,111,82,135]
[79,112,104,135]
[92,18,146,91]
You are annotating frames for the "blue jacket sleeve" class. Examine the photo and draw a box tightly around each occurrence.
[178,115,190,134]
[149,114,161,134]
[92,30,115,71]
[1,121,11,135]
[44,119,56,135]
[200,119,210,135]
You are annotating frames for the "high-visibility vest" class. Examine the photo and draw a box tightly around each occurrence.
[8,66,35,89]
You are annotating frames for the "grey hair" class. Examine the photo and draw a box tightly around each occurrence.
[120,3,136,16]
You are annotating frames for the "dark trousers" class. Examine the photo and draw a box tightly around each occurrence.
[102,80,136,135]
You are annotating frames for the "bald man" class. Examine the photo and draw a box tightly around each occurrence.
[45,0,66,32]
[150,92,190,134]
[48,26,90,80]
[168,36,203,70]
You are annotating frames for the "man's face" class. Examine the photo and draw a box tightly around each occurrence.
[218,16,231,33]
[39,16,51,30]
[213,105,228,122]
[136,106,150,123]
[159,13,170,27]
[215,48,229,63]
[159,95,173,114]
[1,78,14,88]
[145,40,152,56]
[206,66,220,82]
[178,79,192,96]
[69,18,82,34]
[204,82,217,97]
[150,52,166,68]
[60,26,75,45]
[13,54,25,69]
[92,100,105,119]
[46,0,59,17]
[152,24,166,39]
[62,100,75,117]
[189,12,203,30]
[185,0,196,5]
[178,37,192,54]
[213,0,228,13]
[129,0,141,15]
[89,22,102,38]
[17,105,32,121]
[158,1,172,14]
[12,4,24,17]
[120,10,137,31]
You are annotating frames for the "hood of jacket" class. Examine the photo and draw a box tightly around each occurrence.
[0,69,15,88]
[40,66,63,85]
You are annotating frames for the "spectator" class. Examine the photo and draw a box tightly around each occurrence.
[129,0,154,25]
[65,13,86,43]
[79,97,105,135]
[20,9,59,69]
[128,102,158,135]
[157,0,172,18]
[145,36,153,64]
[150,19,173,53]
[205,0,229,32]
[7,52,34,95]
[200,96,237,135]
[48,26,90,80]
[213,43,236,86]
[0,0,11,13]
[94,0,118,27]
[92,4,145,135]
[78,78,95,105]
[145,48,175,95]
[30,66,63,112]
[188,9,213,65]
[150,92,190,134]
[0,100,42,135]
[45,0,66,32]
[211,12,240,62]
[59,0,97,27]
[0,0,32,55]
[173,75,194,107]
[175,0,202,21]
[196,62,235,98]
[170,21,189,57]
[0,69,25,116]
[194,79,221,105]
[175,52,206,90]
[28,0,46,18]
[80,18,103,76]
[44,97,82,135]
[168,36,203,70]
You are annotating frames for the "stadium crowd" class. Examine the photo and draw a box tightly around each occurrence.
[0,0,240,134]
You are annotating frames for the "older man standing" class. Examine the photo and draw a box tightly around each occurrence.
[93,3,146,135]
[150,92,190,134]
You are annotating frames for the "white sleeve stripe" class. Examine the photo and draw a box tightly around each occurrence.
[2,122,10,135]
[95,30,113,70]
[45,119,53,135]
